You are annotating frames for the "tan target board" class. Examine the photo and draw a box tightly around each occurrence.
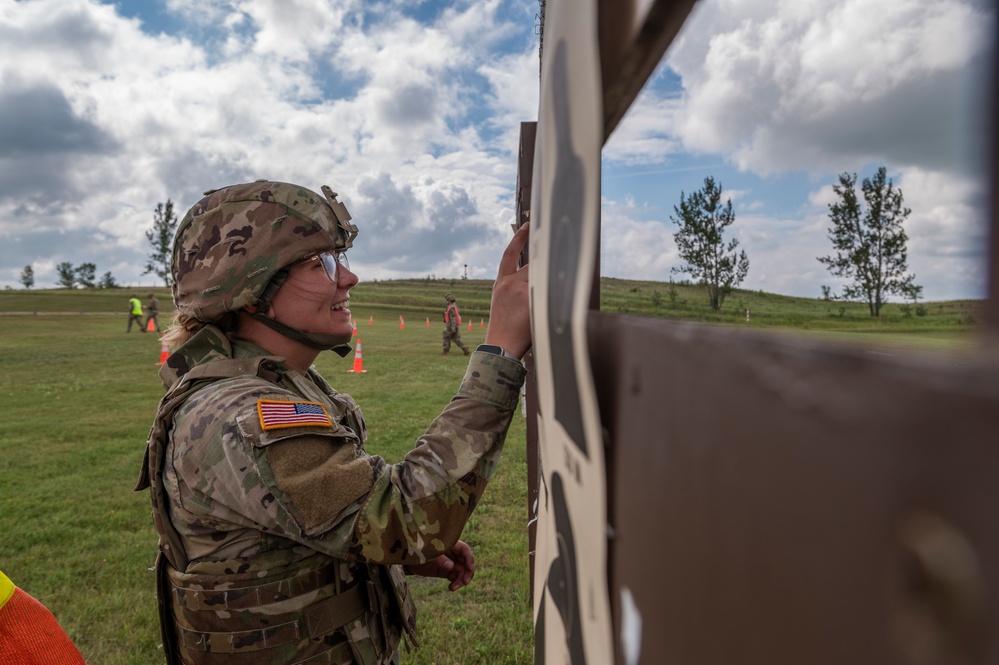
[528,0,612,663]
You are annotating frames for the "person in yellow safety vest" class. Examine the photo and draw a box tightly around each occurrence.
[127,293,145,333]
[0,570,87,664]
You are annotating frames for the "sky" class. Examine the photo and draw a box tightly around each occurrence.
[0,0,994,302]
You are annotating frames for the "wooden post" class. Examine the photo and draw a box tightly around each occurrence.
[517,121,540,597]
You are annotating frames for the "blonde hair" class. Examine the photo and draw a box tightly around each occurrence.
[161,310,236,351]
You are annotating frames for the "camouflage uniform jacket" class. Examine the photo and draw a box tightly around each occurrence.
[136,325,527,664]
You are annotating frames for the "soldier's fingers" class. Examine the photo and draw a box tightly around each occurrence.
[448,566,473,591]
[452,540,473,563]
[460,562,475,586]
[437,556,455,576]
[496,223,529,278]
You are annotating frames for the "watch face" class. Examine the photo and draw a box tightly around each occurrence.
[477,344,504,356]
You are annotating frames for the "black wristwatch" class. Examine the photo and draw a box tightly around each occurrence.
[476,344,517,360]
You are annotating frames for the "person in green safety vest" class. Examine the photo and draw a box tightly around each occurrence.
[127,293,145,332]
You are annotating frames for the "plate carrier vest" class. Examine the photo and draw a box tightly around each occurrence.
[136,356,417,665]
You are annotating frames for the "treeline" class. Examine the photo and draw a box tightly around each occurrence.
[16,199,178,291]
[19,263,118,290]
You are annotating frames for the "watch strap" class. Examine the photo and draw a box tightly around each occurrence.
[476,344,516,359]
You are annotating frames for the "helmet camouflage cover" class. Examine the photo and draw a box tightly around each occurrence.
[172,180,357,323]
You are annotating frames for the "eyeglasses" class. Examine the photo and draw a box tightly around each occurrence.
[302,251,349,284]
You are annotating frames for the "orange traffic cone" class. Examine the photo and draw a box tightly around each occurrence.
[146,318,156,332]
[369,316,373,325]
[156,339,170,366]
[400,317,405,330]
[479,318,484,328]
[352,322,358,336]
[347,339,367,373]
[426,317,430,327]
[467,321,472,331]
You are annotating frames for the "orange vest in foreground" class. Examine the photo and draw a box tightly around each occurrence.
[0,571,86,665]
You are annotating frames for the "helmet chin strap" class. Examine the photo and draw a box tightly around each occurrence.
[250,269,353,358]
[250,312,353,357]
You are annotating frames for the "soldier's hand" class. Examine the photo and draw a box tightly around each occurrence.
[485,223,531,359]
[406,540,476,591]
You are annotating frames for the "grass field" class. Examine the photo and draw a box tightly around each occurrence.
[1,276,982,337]
[0,306,528,664]
[0,278,982,664]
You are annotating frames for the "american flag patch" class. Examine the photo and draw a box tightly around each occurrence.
[257,400,332,431]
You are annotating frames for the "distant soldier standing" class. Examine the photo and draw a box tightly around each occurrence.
[442,293,469,355]
[144,293,161,333]
[127,293,145,332]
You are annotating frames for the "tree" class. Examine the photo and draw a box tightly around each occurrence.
[20,265,34,289]
[670,176,750,310]
[56,262,76,289]
[145,199,178,287]
[818,167,918,317]
[75,262,97,288]
[98,271,118,289]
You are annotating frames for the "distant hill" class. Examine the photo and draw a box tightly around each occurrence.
[0,277,982,335]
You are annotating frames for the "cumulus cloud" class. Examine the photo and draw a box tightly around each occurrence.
[668,0,994,176]
[0,0,991,302]
[599,199,678,280]
[348,172,486,272]
[796,166,988,299]
[603,93,683,165]
[0,0,538,288]
[595,0,993,300]
[479,48,542,152]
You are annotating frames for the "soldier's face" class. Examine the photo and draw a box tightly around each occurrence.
[269,255,359,338]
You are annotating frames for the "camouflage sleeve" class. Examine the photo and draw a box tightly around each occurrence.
[309,351,527,565]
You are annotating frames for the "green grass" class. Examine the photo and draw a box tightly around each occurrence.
[599,277,981,335]
[0,278,982,664]
[0,307,528,665]
[1,277,982,339]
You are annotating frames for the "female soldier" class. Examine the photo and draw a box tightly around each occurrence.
[136,181,530,665]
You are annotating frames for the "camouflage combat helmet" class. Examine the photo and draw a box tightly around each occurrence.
[172,180,358,353]
[173,180,356,322]
[445,293,455,302]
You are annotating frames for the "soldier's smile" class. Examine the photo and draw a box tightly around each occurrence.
[270,257,358,337]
